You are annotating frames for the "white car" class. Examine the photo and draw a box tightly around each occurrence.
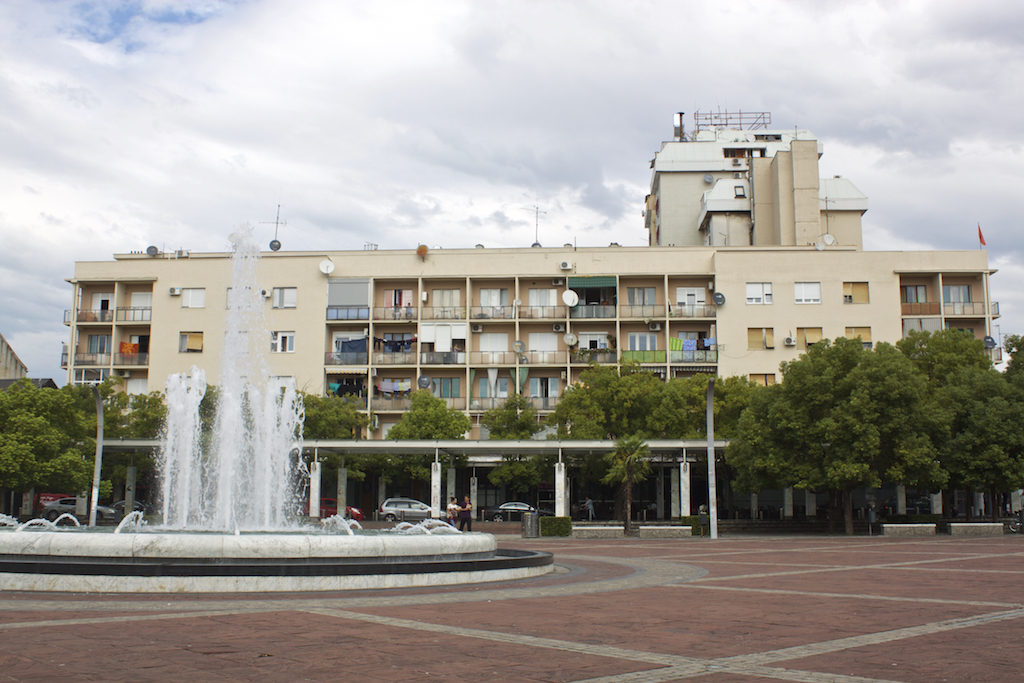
[379,497,431,522]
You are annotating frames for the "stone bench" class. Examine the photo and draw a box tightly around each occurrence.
[638,526,693,538]
[881,523,935,537]
[571,526,624,539]
[948,522,1004,537]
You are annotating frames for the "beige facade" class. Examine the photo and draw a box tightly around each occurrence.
[1,332,28,380]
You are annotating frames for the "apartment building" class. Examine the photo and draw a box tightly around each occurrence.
[1,332,28,380]
[62,114,999,441]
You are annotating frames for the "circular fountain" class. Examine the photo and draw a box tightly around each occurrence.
[0,230,551,592]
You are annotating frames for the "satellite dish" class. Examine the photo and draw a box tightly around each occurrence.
[561,290,579,307]
[519,355,529,364]
[822,234,836,246]
[564,332,578,347]
[318,259,335,275]
[512,340,526,353]
[984,336,997,349]
[712,292,726,306]
[417,376,431,389]
[813,240,825,251]
[703,174,714,184]
[145,245,159,257]
[269,239,282,252]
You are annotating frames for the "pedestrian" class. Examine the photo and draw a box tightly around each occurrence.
[698,503,709,537]
[459,494,473,532]
[584,496,595,521]
[446,496,459,526]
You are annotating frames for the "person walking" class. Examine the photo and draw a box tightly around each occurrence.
[584,496,595,521]
[458,495,473,532]
[446,496,459,526]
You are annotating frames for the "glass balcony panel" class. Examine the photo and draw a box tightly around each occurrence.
[669,304,716,318]
[619,304,665,318]
[373,306,418,320]
[372,351,417,365]
[519,305,567,319]
[76,309,114,323]
[620,350,666,363]
[326,306,370,320]
[468,351,517,364]
[114,353,150,366]
[900,302,940,315]
[470,306,514,319]
[74,353,111,366]
[421,306,466,320]
[116,307,152,322]
[570,350,617,364]
[568,304,616,319]
[324,351,369,365]
[668,349,718,363]
[526,396,560,410]
[371,397,412,411]
[420,351,466,364]
[522,351,565,364]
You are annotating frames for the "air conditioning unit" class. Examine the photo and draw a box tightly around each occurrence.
[784,336,797,347]
[559,260,573,271]
[115,369,130,378]
[168,287,182,296]
[260,289,271,298]
[732,158,742,166]
[552,278,565,286]
[648,322,662,332]
[471,324,484,333]
[552,323,566,332]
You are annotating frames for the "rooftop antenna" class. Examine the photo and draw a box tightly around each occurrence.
[525,205,546,247]
[261,204,287,251]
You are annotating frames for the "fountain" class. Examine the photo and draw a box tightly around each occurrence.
[0,229,551,592]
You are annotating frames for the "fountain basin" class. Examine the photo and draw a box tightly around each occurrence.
[0,531,553,593]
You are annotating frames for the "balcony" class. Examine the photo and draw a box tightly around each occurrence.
[469,397,509,410]
[420,351,466,365]
[326,305,370,321]
[620,350,667,363]
[74,353,111,366]
[569,304,616,319]
[114,353,150,366]
[570,350,617,364]
[619,304,666,319]
[669,349,718,364]
[519,305,567,319]
[60,349,68,369]
[324,351,369,365]
[116,307,152,323]
[470,306,514,320]
[371,396,412,411]
[67,309,114,323]
[468,351,518,365]
[943,302,988,316]
[422,306,466,320]
[901,302,940,315]
[669,304,716,318]
[372,351,416,365]
[521,351,565,364]
[373,306,418,321]
[525,396,560,410]
[440,397,466,410]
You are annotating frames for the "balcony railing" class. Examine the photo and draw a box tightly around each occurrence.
[569,304,616,319]
[60,350,68,368]
[373,306,418,321]
[468,351,518,365]
[116,307,152,322]
[992,301,1000,317]
[324,351,369,365]
[371,397,412,411]
[943,302,988,316]
[372,351,416,365]
[525,396,560,410]
[518,305,567,319]
[420,351,466,364]
[469,397,510,410]
[470,306,514,320]
[421,306,466,320]
[114,353,150,366]
[74,353,111,366]
[67,309,114,323]
[521,351,565,364]
[669,349,718,364]
[570,350,617,364]
[619,304,666,318]
[620,350,667,363]
[669,304,716,318]
[900,302,940,315]
[326,306,370,320]
[439,397,466,410]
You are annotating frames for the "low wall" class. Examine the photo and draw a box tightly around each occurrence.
[881,523,935,537]
[571,526,624,539]
[638,526,692,538]
[948,523,1004,537]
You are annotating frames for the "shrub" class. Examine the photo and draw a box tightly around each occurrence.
[679,515,699,536]
[539,516,571,537]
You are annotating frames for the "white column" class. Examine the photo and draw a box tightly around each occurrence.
[1010,489,1023,513]
[750,493,759,520]
[469,476,478,521]
[446,466,456,505]
[680,461,691,516]
[783,487,793,519]
[336,466,347,512]
[555,462,567,517]
[670,467,681,518]
[896,485,907,515]
[377,475,386,512]
[931,491,943,515]
[974,491,985,516]
[430,461,442,519]
[309,460,321,518]
[804,489,815,518]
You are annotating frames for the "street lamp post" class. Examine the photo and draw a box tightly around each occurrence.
[88,385,104,527]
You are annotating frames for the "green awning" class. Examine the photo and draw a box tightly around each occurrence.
[568,276,616,288]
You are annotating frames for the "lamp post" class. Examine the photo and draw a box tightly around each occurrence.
[88,384,104,527]
[706,378,719,539]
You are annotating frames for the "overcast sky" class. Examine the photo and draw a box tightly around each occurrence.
[2,0,1021,384]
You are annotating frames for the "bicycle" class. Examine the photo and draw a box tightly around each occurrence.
[1009,510,1024,533]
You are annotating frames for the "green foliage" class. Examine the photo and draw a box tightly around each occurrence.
[481,394,541,439]
[601,435,651,533]
[1004,334,1024,383]
[646,374,756,439]
[897,329,990,384]
[382,390,472,482]
[487,456,541,495]
[550,364,664,440]
[678,515,700,534]
[539,516,571,536]
[301,393,368,439]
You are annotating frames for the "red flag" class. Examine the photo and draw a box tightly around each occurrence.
[978,223,986,247]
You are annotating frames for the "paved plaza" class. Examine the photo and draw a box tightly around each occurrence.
[1,533,1022,682]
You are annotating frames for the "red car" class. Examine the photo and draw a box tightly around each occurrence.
[304,497,363,521]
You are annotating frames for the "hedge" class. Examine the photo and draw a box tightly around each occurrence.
[539,516,571,536]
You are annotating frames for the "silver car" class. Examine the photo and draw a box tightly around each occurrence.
[41,497,116,522]
[379,497,432,522]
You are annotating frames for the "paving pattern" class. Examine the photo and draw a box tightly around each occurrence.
[1,534,1022,682]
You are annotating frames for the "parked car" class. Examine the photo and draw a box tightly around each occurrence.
[488,502,552,522]
[40,497,116,522]
[304,497,363,521]
[379,497,431,522]
[111,500,148,515]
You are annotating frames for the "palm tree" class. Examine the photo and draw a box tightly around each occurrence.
[602,435,651,534]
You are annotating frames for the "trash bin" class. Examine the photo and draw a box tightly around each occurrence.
[522,511,539,538]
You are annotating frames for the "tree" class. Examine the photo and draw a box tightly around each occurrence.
[647,374,756,439]
[482,394,544,496]
[727,338,946,534]
[301,393,368,440]
[550,364,665,440]
[601,435,651,534]
[1003,334,1024,384]
[385,390,472,482]
[897,329,990,384]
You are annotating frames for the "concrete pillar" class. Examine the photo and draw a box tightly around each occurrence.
[554,462,567,517]
[670,467,681,518]
[931,491,943,515]
[469,476,478,521]
[804,489,815,518]
[377,475,386,515]
[783,487,794,519]
[750,493,759,520]
[680,461,691,516]
[336,467,347,513]
[896,485,907,515]
[430,461,442,519]
[21,488,34,518]
[974,491,985,516]
[446,466,456,504]
[309,460,321,518]
[655,466,665,520]
[125,466,137,514]
[1010,490,1023,513]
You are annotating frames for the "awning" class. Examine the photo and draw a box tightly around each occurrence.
[568,276,616,288]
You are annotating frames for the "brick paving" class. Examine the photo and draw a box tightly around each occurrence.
[1,534,1022,682]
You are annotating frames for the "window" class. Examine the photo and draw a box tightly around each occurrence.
[845,326,872,349]
[627,333,657,351]
[747,327,775,350]
[272,287,297,309]
[943,284,972,303]
[528,332,558,351]
[431,377,460,398]
[675,287,706,307]
[479,376,509,399]
[578,332,609,350]
[478,333,508,352]
[796,327,823,349]
[528,377,559,398]
[843,282,869,304]
[900,285,928,303]
[734,185,746,198]
[627,287,656,305]
[794,282,821,304]
[87,334,110,354]
[902,317,942,336]
[749,373,776,386]
[270,331,295,353]
[389,288,414,307]
[527,288,556,306]
[479,288,509,307]
[181,288,206,308]
[179,332,203,353]
[746,282,773,304]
